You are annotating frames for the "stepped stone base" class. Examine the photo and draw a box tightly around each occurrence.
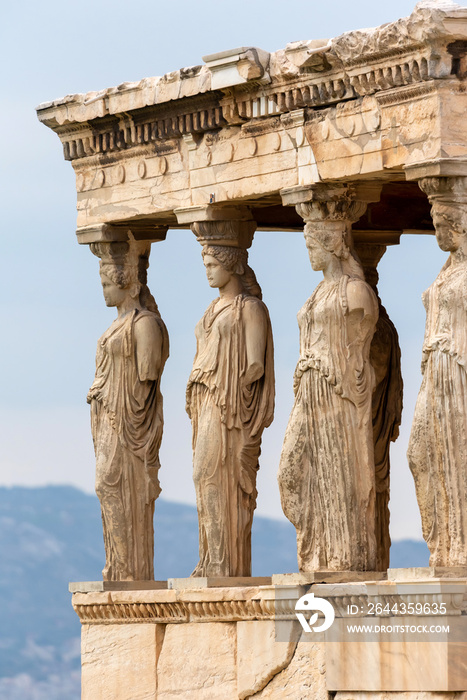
[71,574,467,699]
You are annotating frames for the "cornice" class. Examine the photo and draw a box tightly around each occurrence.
[71,579,467,625]
[36,1,467,166]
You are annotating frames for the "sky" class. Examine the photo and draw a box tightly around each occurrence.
[1,0,463,541]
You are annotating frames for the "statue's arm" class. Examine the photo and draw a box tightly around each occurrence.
[243,301,268,386]
[341,281,378,401]
[134,315,163,381]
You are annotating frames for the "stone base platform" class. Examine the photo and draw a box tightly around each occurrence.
[71,572,467,700]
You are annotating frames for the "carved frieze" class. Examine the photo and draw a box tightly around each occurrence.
[72,587,301,625]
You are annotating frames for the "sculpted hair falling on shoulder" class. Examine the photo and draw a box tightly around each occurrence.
[136,249,162,316]
[202,244,262,299]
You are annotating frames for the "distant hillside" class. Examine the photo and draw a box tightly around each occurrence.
[0,486,429,700]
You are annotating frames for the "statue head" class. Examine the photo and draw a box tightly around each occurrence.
[201,244,262,299]
[202,253,235,291]
[304,223,364,280]
[90,240,160,314]
[99,256,140,307]
[418,176,467,254]
[431,200,467,253]
[99,270,133,308]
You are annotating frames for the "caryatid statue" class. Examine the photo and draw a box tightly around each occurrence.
[408,176,467,568]
[278,185,379,572]
[87,238,169,581]
[186,218,275,577]
[355,241,403,572]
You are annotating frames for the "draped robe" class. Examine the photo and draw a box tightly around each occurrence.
[278,276,378,571]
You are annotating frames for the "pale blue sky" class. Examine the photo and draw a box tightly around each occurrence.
[1,0,461,539]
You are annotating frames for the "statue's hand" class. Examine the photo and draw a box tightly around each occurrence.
[421,351,428,374]
[87,388,101,404]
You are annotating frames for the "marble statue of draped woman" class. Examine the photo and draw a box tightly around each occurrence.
[88,242,169,581]
[408,257,467,566]
[186,245,274,577]
[278,227,378,572]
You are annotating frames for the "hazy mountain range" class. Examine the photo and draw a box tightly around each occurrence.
[0,486,429,700]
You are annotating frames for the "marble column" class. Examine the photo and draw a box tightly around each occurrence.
[279,184,380,572]
[408,176,467,568]
[175,206,275,578]
[354,240,403,571]
[77,222,169,582]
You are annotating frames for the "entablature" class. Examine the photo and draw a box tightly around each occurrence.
[36,1,467,236]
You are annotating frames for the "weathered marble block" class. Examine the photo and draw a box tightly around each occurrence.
[320,578,467,693]
[81,623,163,700]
